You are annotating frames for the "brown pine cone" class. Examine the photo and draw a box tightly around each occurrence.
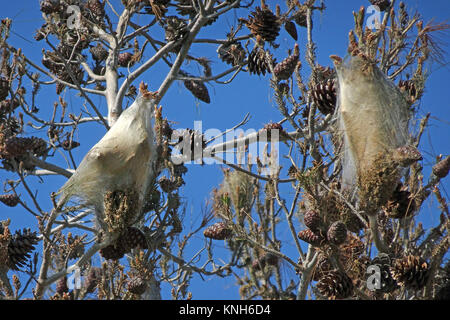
[217,42,246,66]
[248,47,273,76]
[118,52,134,68]
[284,21,298,40]
[90,43,108,62]
[432,156,450,179]
[86,0,105,19]
[0,194,19,207]
[0,77,9,101]
[62,139,80,151]
[367,254,398,293]
[40,0,61,14]
[203,222,232,240]
[121,226,147,251]
[311,78,337,115]
[273,44,299,80]
[7,228,39,270]
[297,229,327,247]
[292,8,309,28]
[127,276,147,295]
[316,270,354,299]
[303,210,322,233]
[84,267,102,294]
[0,99,20,114]
[369,0,391,12]
[99,242,127,260]
[384,183,415,219]
[327,221,348,245]
[164,16,188,43]
[245,4,280,42]
[392,145,422,167]
[56,277,69,295]
[391,255,430,290]
[184,79,210,104]
[312,254,333,281]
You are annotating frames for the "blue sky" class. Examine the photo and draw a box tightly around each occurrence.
[1,0,449,299]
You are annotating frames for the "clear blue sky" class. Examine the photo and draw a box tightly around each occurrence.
[1,0,449,299]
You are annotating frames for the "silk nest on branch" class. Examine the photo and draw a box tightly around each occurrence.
[56,85,158,232]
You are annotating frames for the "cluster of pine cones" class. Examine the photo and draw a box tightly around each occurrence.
[99,226,148,260]
[297,210,349,248]
[0,224,39,271]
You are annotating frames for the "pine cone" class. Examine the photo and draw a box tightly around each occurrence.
[248,47,273,76]
[62,139,80,151]
[391,255,430,290]
[121,226,147,251]
[40,0,61,14]
[384,183,415,219]
[367,254,398,293]
[245,4,280,42]
[90,43,108,62]
[392,145,422,167]
[164,16,188,43]
[0,77,9,101]
[303,210,322,233]
[2,136,47,159]
[56,277,69,295]
[0,99,20,115]
[84,267,101,294]
[339,234,365,258]
[99,242,127,260]
[184,79,210,104]
[293,8,308,28]
[284,21,298,40]
[312,254,333,281]
[311,78,337,115]
[217,42,246,66]
[158,176,184,193]
[273,44,299,80]
[7,228,39,270]
[118,52,134,67]
[297,229,327,247]
[128,276,147,295]
[327,221,347,245]
[433,156,450,179]
[203,222,232,240]
[316,270,354,299]
[86,0,105,19]
[0,194,19,207]
[341,211,366,234]
[30,137,48,157]
[369,0,391,12]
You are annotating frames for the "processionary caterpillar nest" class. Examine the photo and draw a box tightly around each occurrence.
[332,55,410,189]
[56,83,158,231]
